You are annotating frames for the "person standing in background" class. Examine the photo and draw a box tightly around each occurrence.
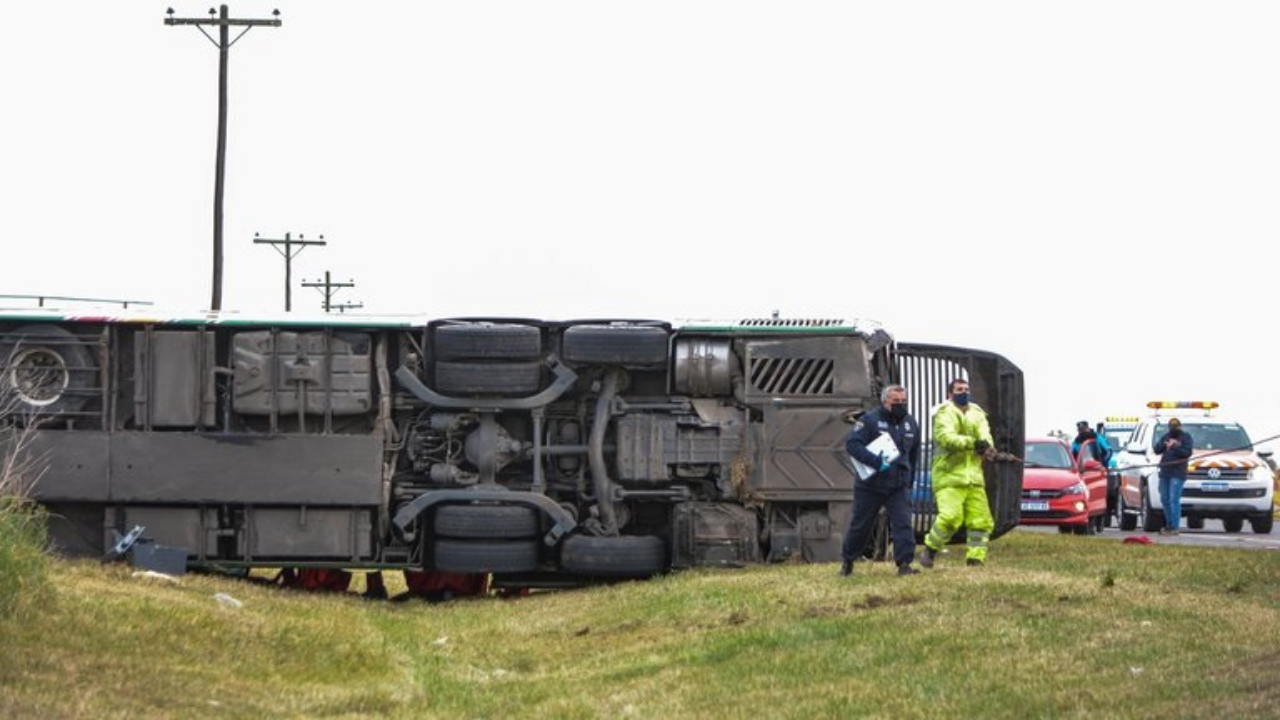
[1154,417,1194,535]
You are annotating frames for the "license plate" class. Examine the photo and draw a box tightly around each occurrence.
[1201,481,1229,492]
[1021,501,1050,512]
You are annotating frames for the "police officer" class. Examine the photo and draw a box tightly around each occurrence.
[839,384,922,577]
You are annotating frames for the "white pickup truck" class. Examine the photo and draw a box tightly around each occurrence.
[1114,402,1274,534]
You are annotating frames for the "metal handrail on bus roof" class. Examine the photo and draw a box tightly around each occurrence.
[0,294,153,308]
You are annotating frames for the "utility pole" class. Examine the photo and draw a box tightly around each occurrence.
[302,271,356,313]
[166,5,282,311]
[332,301,365,314]
[253,232,325,311]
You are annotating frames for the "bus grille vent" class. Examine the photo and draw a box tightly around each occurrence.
[748,355,835,396]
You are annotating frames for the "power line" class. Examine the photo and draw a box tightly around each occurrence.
[165,5,282,311]
[253,232,326,311]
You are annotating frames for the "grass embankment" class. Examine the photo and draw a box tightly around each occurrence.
[0,495,46,619]
[1,532,1277,720]
[0,423,49,620]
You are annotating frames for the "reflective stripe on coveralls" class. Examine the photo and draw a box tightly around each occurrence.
[925,400,996,562]
[924,485,995,562]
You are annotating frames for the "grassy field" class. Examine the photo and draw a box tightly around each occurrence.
[0,531,1277,720]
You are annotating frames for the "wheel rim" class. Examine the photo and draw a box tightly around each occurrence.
[8,347,70,407]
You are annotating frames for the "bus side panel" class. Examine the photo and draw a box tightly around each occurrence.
[754,406,851,499]
[109,432,384,505]
[24,431,112,501]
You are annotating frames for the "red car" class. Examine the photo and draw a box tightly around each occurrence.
[1020,436,1109,534]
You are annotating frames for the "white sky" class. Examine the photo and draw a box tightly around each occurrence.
[3,2,1280,442]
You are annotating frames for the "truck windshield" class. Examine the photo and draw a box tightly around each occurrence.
[1174,424,1252,451]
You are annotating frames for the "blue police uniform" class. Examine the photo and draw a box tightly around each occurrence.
[841,404,921,570]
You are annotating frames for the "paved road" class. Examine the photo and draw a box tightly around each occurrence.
[1016,518,1280,551]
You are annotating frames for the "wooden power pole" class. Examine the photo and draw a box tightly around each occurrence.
[166,5,282,311]
[254,232,326,311]
[302,271,357,313]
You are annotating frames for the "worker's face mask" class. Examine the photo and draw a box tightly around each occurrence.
[889,403,908,421]
[952,392,970,407]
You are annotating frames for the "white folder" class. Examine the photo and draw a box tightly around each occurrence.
[850,432,902,480]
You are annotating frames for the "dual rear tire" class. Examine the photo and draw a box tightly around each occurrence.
[431,504,541,574]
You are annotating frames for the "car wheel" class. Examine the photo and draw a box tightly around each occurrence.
[1222,517,1244,533]
[1251,514,1274,534]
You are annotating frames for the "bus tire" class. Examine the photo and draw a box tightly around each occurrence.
[562,325,669,367]
[434,504,540,539]
[434,323,542,361]
[434,361,542,394]
[0,324,96,416]
[433,539,539,574]
[560,534,667,577]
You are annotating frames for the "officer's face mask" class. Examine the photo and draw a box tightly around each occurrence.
[952,392,970,407]
[1168,427,1182,438]
[889,403,908,421]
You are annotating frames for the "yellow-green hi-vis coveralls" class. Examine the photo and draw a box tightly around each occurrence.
[924,401,995,563]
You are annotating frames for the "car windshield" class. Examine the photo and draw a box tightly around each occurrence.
[1024,442,1072,469]
[1160,423,1252,451]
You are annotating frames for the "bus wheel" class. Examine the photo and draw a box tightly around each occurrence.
[433,361,543,394]
[433,539,539,574]
[0,324,96,417]
[434,322,542,360]
[560,534,667,577]
[562,324,669,368]
[434,504,540,539]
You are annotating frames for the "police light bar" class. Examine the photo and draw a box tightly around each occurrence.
[1146,401,1219,410]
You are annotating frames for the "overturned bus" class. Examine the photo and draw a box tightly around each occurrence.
[0,309,1024,586]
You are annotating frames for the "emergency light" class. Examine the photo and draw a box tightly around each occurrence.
[1145,401,1219,413]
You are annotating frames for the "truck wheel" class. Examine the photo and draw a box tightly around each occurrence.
[434,360,542,394]
[0,324,96,417]
[1251,514,1273,534]
[433,539,539,574]
[1187,516,1205,530]
[1222,517,1244,533]
[560,534,667,577]
[1140,487,1163,533]
[434,323,542,361]
[562,324,669,368]
[1118,493,1137,531]
[434,504,540,539]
